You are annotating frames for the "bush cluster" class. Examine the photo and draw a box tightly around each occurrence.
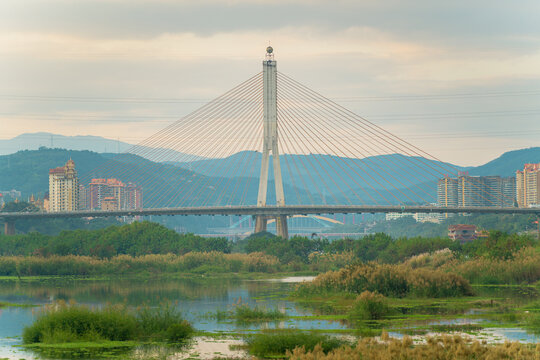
[445,246,540,284]
[246,331,347,358]
[0,252,281,276]
[296,263,473,298]
[349,291,393,320]
[23,301,193,344]
[234,303,286,322]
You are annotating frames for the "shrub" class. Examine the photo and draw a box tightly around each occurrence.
[22,302,138,344]
[246,331,347,357]
[234,303,286,322]
[296,263,472,298]
[446,247,540,284]
[349,291,393,320]
[166,321,194,343]
[22,301,193,344]
[136,302,190,341]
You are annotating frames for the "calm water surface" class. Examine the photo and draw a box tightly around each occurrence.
[1,279,539,359]
[0,276,343,359]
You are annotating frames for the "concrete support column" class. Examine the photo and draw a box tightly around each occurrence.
[4,220,15,235]
[275,215,288,239]
[537,215,540,241]
[254,216,268,233]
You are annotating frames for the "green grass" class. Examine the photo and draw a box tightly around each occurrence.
[22,340,138,359]
[245,330,349,358]
[22,301,193,345]
[349,291,395,321]
[0,301,35,308]
[23,340,138,349]
[234,304,287,322]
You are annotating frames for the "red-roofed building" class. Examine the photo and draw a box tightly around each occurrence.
[448,224,477,242]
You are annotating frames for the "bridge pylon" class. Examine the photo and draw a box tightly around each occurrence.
[4,220,15,235]
[255,47,288,239]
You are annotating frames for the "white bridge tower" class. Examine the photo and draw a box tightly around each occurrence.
[254,46,288,238]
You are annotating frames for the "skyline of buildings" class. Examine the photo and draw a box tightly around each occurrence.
[437,174,517,212]
[36,160,540,213]
[47,160,142,212]
[80,178,142,211]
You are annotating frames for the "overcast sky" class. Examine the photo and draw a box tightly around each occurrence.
[1,0,539,166]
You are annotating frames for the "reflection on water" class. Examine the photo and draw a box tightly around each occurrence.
[1,280,539,359]
[0,277,346,359]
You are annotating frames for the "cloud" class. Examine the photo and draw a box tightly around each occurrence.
[1,1,539,165]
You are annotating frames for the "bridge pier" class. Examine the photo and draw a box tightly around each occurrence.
[254,216,268,233]
[254,215,289,239]
[275,215,289,239]
[4,220,15,235]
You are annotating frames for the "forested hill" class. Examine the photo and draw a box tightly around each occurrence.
[468,147,540,177]
[1,146,538,204]
[0,148,314,206]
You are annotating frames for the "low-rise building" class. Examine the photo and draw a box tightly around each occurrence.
[448,224,477,242]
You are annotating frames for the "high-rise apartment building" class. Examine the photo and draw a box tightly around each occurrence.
[501,177,517,207]
[49,159,79,212]
[437,177,459,207]
[516,163,540,208]
[85,178,142,210]
[438,175,515,210]
[437,177,458,219]
[79,184,87,210]
[126,182,143,210]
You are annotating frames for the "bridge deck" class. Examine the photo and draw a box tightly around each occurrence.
[1,205,539,220]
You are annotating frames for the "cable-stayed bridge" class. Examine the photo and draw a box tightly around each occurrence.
[2,47,538,236]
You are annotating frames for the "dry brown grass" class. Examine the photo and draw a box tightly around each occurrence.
[289,334,540,360]
[0,252,282,276]
[308,251,356,272]
[444,247,540,284]
[297,262,472,298]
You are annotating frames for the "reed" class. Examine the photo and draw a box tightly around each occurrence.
[0,252,282,276]
[289,334,540,359]
[296,263,472,298]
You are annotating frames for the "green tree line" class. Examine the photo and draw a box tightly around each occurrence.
[0,221,230,258]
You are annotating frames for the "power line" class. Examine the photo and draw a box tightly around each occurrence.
[0,88,539,103]
[1,108,538,124]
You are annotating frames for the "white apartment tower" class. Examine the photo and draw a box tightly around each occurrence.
[517,163,540,208]
[49,159,79,212]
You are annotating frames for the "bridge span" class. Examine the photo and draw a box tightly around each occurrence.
[2,205,539,235]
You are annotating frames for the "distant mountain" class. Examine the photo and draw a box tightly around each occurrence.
[0,133,133,155]
[0,148,317,207]
[0,133,204,162]
[2,137,538,207]
[172,152,464,197]
[468,147,540,177]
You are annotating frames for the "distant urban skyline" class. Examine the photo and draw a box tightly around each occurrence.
[1,0,539,166]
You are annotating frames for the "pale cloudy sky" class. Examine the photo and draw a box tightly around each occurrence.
[1,0,539,165]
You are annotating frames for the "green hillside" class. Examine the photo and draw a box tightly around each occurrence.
[468,147,540,177]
